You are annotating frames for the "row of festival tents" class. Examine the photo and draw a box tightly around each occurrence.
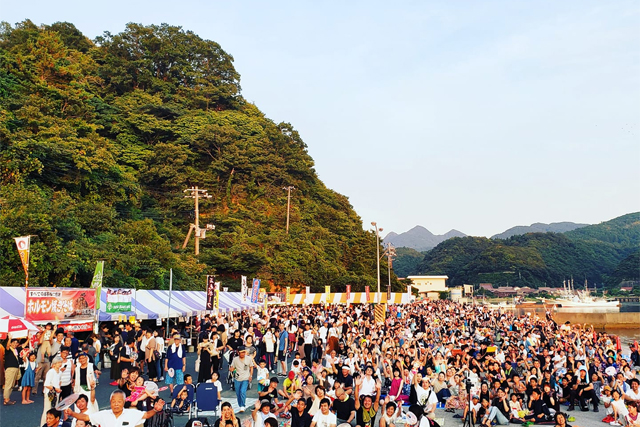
[0,287,261,322]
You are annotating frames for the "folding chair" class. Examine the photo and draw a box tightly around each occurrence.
[193,383,220,419]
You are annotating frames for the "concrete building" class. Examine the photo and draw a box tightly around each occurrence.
[407,275,448,297]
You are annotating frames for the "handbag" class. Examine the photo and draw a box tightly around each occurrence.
[195,358,200,372]
[47,389,57,403]
[154,350,161,359]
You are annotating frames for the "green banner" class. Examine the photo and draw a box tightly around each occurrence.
[106,301,132,313]
[90,261,104,310]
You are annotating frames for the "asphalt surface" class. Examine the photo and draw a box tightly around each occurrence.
[0,350,612,427]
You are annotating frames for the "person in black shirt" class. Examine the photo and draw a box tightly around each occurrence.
[485,388,511,425]
[574,368,598,412]
[290,395,312,427]
[525,388,551,423]
[542,383,559,414]
[259,377,280,404]
[333,387,356,425]
[335,365,354,395]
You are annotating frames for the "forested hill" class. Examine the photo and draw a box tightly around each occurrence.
[0,21,394,291]
[414,213,640,288]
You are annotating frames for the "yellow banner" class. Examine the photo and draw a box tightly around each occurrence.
[14,236,30,273]
[286,287,291,304]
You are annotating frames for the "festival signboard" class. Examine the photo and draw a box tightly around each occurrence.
[346,285,351,301]
[365,286,370,303]
[285,287,291,304]
[106,288,132,313]
[25,288,96,322]
[60,322,94,333]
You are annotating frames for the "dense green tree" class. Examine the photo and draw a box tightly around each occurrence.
[0,21,396,292]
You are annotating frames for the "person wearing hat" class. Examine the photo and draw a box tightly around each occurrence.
[252,399,276,427]
[165,334,187,394]
[231,346,257,412]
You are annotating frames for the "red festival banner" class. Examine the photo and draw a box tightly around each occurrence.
[25,288,96,322]
[346,285,351,301]
[365,286,370,303]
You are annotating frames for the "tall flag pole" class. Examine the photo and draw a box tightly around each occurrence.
[14,236,30,289]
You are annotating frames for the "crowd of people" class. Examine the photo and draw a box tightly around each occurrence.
[2,300,640,427]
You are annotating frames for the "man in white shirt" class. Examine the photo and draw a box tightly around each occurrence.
[66,389,164,426]
[311,398,337,427]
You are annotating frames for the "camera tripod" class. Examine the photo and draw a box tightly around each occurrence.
[462,377,474,427]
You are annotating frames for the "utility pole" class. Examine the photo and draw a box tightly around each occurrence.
[371,222,383,298]
[183,186,213,255]
[385,243,396,291]
[283,186,295,234]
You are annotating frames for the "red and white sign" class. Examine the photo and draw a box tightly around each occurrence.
[365,286,370,303]
[25,288,96,322]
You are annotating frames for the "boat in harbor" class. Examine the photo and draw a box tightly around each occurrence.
[542,279,620,309]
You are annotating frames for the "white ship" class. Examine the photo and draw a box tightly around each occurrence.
[542,279,620,308]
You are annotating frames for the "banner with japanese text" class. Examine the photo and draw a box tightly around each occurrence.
[387,284,391,301]
[250,278,260,303]
[241,276,248,302]
[14,236,30,274]
[90,261,104,310]
[60,322,94,333]
[305,286,310,304]
[365,286,370,303]
[346,285,351,301]
[286,287,291,304]
[325,286,330,299]
[26,288,96,322]
[206,276,215,310]
[106,288,132,313]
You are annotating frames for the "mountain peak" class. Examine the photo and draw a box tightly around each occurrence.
[384,226,466,251]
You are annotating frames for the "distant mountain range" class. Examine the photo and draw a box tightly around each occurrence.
[384,226,466,251]
[385,222,591,251]
[491,222,588,240]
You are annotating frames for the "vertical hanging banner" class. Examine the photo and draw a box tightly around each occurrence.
[346,285,351,306]
[90,261,104,310]
[407,284,412,297]
[365,286,370,303]
[213,282,220,310]
[14,236,30,288]
[305,286,310,305]
[325,286,330,301]
[206,275,216,310]
[374,304,387,324]
[241,276,248,302]
[250,278,260,303]
[286,287,291,304]
[387,284,391,302]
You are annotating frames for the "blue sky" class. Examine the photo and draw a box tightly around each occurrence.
[3,1,639,237]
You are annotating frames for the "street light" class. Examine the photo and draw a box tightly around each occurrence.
[371,222,383,298]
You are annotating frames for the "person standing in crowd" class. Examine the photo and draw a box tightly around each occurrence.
[231,346,256,412]
[165,334,186,393]
[58,346,74,400]
[144,329,158,382]
[41,356,63,426]
[3,338,20,405]
[278,323,288,376]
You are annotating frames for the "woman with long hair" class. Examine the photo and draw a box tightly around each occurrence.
[109,335,123,382]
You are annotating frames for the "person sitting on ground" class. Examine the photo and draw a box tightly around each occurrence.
[525,388,552,423]
[310,398,337,427]
[626,402,640,427]
[289,392,312,427]
[379,398,402,427]
[252,399,277,427]
[214,402,240,427]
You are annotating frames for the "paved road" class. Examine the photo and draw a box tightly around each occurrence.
[0,350,608,427]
